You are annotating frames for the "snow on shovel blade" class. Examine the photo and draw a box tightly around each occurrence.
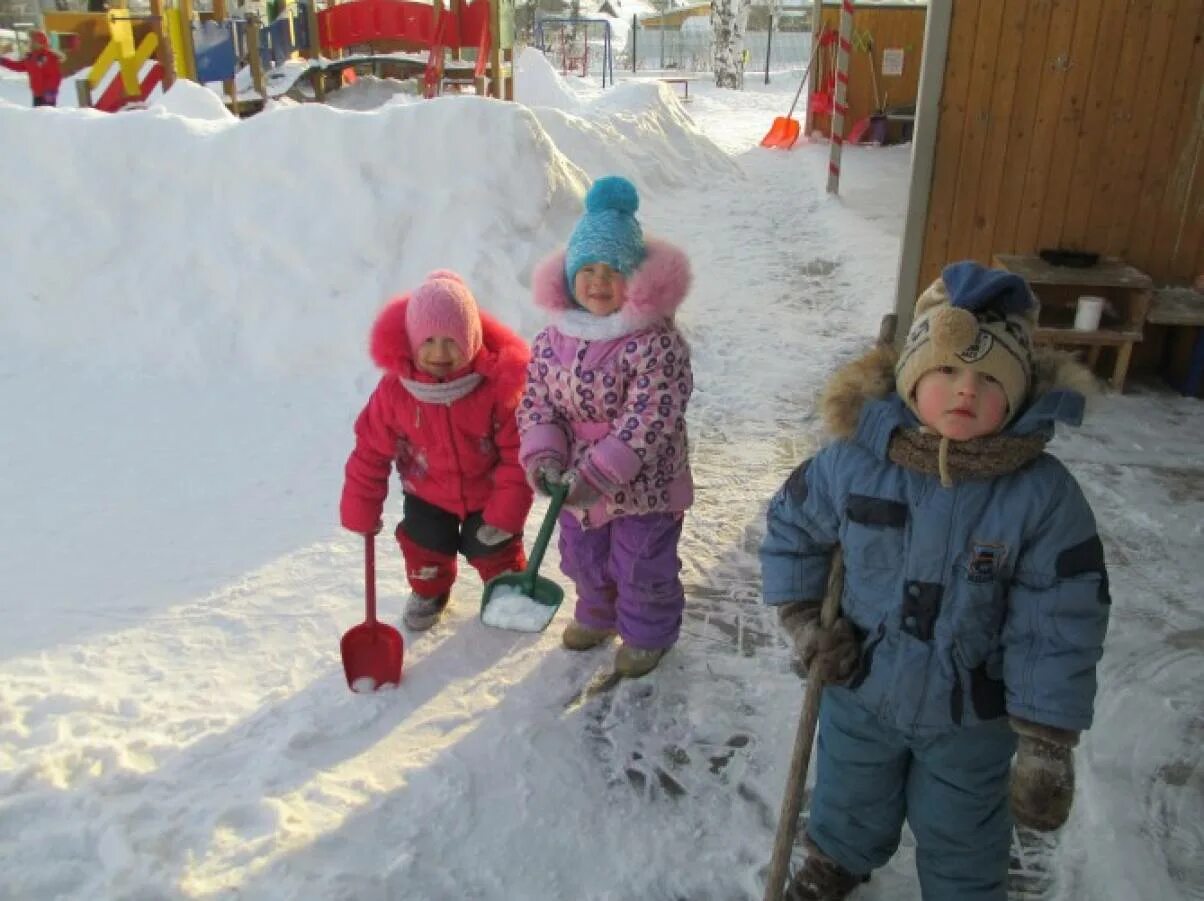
[480,482,567,633]
[341,621,403,690]
[480,581,561,633]
[341,534,402,692]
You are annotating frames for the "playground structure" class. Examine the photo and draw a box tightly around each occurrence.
[533,14,613,88]
[39,7,170,111]
[35,0,516,114]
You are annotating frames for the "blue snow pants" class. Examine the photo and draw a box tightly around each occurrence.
[807,687,1018,901]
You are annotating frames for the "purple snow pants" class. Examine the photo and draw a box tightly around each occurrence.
[557,510,685,650]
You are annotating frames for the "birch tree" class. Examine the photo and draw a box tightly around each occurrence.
[710,0,749,89]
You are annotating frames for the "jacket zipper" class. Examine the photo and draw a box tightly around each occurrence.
[912,481,959,733]
[443,403,468,516]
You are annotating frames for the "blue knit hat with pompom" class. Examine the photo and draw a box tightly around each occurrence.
[564,176,646,298]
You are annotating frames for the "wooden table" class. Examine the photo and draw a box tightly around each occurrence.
[993,254,1153,392]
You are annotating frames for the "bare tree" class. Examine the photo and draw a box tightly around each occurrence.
[710,0,747,88]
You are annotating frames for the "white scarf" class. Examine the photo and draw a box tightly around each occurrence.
[553,308,661,342]
[399,372,483,405]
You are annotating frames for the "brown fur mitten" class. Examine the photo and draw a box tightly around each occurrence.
[778,603,860,684]
[1009,717,1079,832]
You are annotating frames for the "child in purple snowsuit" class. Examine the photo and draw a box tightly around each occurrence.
[517,176,694,678]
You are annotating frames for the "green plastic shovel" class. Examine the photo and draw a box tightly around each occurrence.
[480,481,567,632]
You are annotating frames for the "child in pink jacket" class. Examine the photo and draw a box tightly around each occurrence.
[341,271,534,631]
[517,176,694,678]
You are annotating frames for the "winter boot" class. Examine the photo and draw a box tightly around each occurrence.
[561,619,615,651]
[404,591,450,631]
[784,849,868,901]
[614,642,668,678]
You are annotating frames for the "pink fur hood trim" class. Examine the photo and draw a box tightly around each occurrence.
[531,237,692,321]
[367,295,529,398]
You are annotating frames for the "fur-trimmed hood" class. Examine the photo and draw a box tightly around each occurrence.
[531,237,691,331]
[367,295,529,397]
[820,343,1098,445]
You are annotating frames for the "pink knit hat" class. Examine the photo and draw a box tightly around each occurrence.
[405,270,483,360]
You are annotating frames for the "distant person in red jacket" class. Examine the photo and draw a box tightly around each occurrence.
[341,271,535,631]
[1,31,64,107]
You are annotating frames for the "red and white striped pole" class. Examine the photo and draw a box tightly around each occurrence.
[826,0,854,194]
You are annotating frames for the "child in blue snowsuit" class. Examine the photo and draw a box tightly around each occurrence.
[761,261,1111,901]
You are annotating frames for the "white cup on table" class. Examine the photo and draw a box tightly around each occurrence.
[1074,295,1105,331]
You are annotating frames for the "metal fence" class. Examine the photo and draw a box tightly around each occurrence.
[528,17,814,81]
[626,25,812,76]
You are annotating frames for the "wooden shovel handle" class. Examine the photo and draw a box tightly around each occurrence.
[763,547,845,901]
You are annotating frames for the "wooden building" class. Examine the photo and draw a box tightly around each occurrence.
[895,0,1204,392]
[638,2,711,31]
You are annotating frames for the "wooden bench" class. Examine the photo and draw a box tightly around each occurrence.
[1147,287,1204,397]
[659,77,692,102]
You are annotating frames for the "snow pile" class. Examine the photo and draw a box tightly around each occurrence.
[510,49,737,192]
[531,82,739,192]
[514,46,583,112]
[324,75,418,111]
[1,86,734,379]
[152,78,235,120]
[0,95,588,378]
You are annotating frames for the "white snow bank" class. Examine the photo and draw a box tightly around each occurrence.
[324,75,419,111]
[1,86,732,379]
[0,96,586,378]
[511,48,738,192]
[531,82,739,193]
[152,78,235,120]
[514,45,583,112]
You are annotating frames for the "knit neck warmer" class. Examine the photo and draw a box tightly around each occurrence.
[554,308,658,342]
[399,372,483,405]
[888,428,1048,487]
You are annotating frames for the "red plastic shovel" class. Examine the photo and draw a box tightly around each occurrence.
[340,533,403,692]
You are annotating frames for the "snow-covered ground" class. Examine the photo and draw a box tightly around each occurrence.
[2,50,1202,901]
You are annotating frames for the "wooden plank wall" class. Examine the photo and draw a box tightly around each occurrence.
[917,0,1204,288]
[809,4,926,137]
